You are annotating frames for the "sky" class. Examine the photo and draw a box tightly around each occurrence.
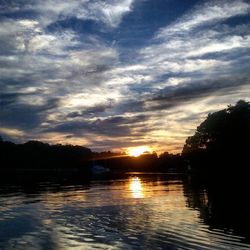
[0,0,250,153]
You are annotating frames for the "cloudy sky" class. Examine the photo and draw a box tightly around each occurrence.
[0,0,250,153]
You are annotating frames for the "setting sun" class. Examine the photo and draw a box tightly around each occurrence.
[128,146,151,157]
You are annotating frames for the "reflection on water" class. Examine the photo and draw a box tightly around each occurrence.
[0,174,249,250]
[129,177,144,198]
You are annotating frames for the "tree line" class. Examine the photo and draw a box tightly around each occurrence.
[0,100,249,175]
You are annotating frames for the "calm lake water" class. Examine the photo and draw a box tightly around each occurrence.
[0,173,249,250]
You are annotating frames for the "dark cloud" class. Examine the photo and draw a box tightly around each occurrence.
[45,114,148,137]
[67,99,114,118]
[0,97,59,130]
[114,99,145,114]
[44,119,129,137]
[146,77,250,111]
[0,92,21,106]
[104,75,250,116]
[0,89,45,106]
[1,0,250,152]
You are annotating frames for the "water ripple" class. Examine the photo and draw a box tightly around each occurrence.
[0,175,249,249]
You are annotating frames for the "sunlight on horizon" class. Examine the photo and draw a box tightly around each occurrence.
[127,146,151,157]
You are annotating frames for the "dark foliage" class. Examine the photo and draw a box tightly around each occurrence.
[158,152,185,172]
[182,100,250,174]
[3,100,249,174]
[0,139,185,173]
[0,140,92,171]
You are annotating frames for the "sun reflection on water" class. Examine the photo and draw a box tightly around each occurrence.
[1,177,249,250]
[129,177,144,198]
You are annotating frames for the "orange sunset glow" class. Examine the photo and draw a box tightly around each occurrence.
[0,0,250,249]
[127,146,151,157]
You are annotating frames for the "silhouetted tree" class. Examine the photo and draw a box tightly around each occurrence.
[158,152,185,172]
[182,100,250,173]
[0,140,92,171]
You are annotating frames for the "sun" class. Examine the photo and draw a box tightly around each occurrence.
[128,146,151,157]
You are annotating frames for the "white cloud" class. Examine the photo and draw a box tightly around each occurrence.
[0,0,134,28]
[0,127,25,137]
[0,18,80,56]
[77,0,134,28]
[187,34,250,57]
[157,0,250,37]
[136,1,250,86]
[69,48,118,68]
[1,0,250,152]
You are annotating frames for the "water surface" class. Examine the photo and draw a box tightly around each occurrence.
[0,174,249,249]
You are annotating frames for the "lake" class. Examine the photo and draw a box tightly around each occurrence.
[0,173,249,249]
